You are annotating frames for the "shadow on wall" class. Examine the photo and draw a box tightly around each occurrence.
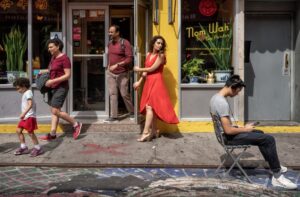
[157,66,180,133]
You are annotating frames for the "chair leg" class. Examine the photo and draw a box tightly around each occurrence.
[215,149,234,175]
[226,148,252,183]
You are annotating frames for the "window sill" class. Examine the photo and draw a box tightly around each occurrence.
[0,83,37,89]
[180,83,225,88]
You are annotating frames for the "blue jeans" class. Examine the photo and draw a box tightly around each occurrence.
[226,130,281,173]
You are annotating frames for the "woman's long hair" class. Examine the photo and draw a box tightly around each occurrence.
[148,35,166,54]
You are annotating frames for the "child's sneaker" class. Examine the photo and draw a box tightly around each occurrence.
[73,122,82,140]
[39,133,56,141]
[14,147,29,155]
[30,148,44,157]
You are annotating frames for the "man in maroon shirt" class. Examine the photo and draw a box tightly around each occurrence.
[104,25,134,123]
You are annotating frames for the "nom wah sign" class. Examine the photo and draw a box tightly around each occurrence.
[185,22,230,40]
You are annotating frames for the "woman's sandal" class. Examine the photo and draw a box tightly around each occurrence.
[137,132,153,142]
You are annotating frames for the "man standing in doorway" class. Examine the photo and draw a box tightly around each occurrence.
[104,25,134,123]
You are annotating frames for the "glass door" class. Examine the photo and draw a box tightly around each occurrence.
[68,4,109,117]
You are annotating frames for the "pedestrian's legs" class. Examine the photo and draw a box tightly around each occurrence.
[16,127,25,144]
[137,105,153,142]
[51,107,76,125]
[107,72,119,118]
[227,130,281,173]
[117,72,134,113]
[152,112,160,138]
[51,113,59,134]
[28,132,39,146]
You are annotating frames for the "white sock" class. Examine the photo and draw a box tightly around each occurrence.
[20,143,27,149]
[50,131,56,136]
[34,145,41,150]
[73,122,78,127]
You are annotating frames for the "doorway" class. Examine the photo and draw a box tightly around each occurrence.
[245,13,292,121]
[68,4,109,117]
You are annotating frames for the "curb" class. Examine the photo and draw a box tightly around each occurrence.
[0,124,64,133]
[1,123,300,133]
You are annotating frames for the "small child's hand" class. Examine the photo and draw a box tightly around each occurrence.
[20,113,25,119]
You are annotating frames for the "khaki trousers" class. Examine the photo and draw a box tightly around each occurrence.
[107,70,134,118]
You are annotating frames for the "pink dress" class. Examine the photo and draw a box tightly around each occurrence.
[139,54,179,124]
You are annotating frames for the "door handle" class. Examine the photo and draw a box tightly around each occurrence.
[285,53,289,70]
[282,52,290,76]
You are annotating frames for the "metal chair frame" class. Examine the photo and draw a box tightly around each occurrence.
[211,113,252,183]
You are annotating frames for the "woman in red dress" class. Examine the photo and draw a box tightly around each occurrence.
[133,35,179,142]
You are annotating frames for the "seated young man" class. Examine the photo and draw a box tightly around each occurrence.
[209,74,297,190]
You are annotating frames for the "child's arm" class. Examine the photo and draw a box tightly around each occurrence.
[20,99,33,119]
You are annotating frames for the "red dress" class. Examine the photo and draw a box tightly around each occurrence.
[140,54,179,124]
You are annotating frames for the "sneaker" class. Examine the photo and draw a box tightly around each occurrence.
[30,148,44,157]
[14,147,29,155]
[280,165,288,173]
[271,175,298,189]
[103,117,119,123]
[39,133,56,141]
[129,112,135,121]
[73,122,82,140]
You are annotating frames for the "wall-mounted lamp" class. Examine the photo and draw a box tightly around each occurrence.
[153,0,159,25]
[168,0,174,24]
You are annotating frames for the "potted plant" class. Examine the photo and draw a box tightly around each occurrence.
[197,21,233,83]
[3,26,27,83]
[181,57,205,83]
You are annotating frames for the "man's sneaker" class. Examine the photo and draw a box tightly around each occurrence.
[271,175,298,189]
[73,122,82,140]
[14,147,29,155]
[280,165,288,173]
[103,117,119,123]
[30,148,44,157]
[129,112,135,121]
[39,133,56,141]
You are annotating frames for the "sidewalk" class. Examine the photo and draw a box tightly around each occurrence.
[0,131,299,168]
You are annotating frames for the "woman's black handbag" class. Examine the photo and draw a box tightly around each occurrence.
[36,73,50,103]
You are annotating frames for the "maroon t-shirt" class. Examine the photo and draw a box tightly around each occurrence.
[48,54,71,89]
[108,39,133,74]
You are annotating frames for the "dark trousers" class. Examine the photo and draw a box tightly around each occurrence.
[226,130,281,173]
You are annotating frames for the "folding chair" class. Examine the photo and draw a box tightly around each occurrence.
[210,113,252,183]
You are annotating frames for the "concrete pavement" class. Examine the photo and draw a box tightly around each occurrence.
[0,131,299,168]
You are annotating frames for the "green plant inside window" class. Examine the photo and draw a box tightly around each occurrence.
[182,57,205,77]
[3,26,27,71]
[197,21,233,71]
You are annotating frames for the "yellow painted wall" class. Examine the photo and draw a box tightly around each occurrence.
[152,0,182,132]
[151,0,217,133]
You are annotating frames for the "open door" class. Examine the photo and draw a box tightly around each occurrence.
[134,0,149,123]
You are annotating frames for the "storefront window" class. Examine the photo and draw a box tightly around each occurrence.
[32,0,62,82]
[181,0,233,84]
[0,0,28,84]
[0,0,62,85]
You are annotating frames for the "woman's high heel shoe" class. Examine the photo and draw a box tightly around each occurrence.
[137,133,153,142]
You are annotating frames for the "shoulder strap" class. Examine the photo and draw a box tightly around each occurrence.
[120,38,125,50]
